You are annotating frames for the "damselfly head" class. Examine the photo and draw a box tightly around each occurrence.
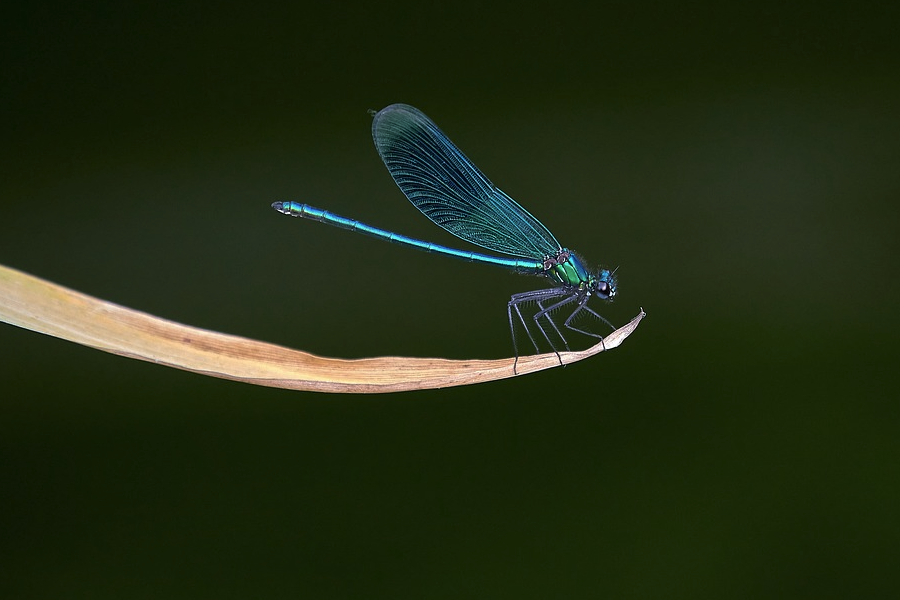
[594,268,617,300]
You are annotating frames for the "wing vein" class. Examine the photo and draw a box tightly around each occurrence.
[372,104,561,259]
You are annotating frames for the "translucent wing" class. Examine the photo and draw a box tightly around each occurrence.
[372,104,561,259]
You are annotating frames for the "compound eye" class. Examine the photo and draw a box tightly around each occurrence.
[596,281,610,298]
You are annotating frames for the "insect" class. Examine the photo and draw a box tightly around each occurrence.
[273,104,617,370]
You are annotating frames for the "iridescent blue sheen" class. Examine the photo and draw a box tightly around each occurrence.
[273,104,618,369]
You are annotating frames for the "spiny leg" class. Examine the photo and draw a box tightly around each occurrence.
[531,292,580,365]
[508,301,539,375]
[533,293,579,339]
[530,300,563,363]
[562,298,616,351]
[576,302,616,331]
[534,298,567,352]
[509,300,540,354]
[508,288,571,372]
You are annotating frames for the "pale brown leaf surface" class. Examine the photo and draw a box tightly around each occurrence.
[0,264,645,393]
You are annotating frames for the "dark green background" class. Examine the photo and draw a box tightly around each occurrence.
[2,1,898,598]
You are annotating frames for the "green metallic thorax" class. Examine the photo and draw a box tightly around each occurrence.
[544,249,592,288]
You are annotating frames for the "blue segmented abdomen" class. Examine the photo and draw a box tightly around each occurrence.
[272,201,545,274]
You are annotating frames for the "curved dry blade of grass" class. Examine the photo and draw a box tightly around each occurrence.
[0,264,645,393]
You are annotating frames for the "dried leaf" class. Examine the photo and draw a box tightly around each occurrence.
[0,264,644,393]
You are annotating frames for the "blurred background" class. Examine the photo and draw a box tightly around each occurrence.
[2,1,898,598]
